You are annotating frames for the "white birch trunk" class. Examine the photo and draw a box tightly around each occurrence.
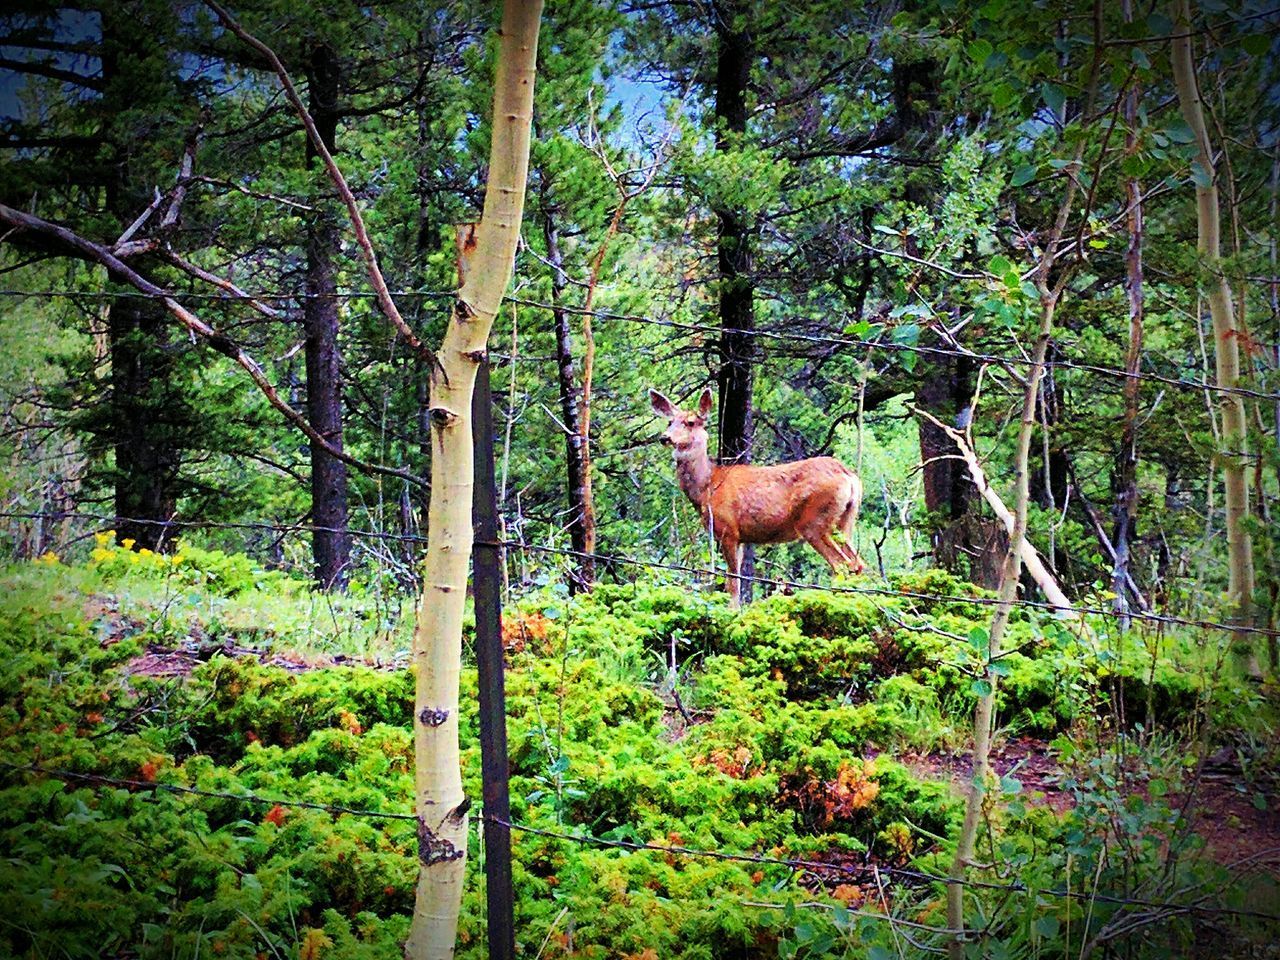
[405,3,543,956]
[1170,0,1259,675]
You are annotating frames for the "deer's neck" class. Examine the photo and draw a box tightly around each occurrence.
[675,448,715,510]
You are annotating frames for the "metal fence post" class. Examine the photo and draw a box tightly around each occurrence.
[472,357,515,959]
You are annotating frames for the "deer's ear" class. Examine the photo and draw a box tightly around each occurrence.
[649,389,676,419]
[697,387,713,418]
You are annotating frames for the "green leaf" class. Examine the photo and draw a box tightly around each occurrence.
[1190,161,1212,188]
[1034,915,1061,939]
[1010,164,1038,187]
[971,679,993,697]
[1131,47,1151,69]
[967,39,994,64]
[1148,778,1167,798]
[991,83,1017,109]
[1041,82,1066,117]
[1000,775,1022,795]
[1164,120,1196,144]
[968,626,990,649]
[892,322,921,346]
[987,255,1012,276]
[1146,12,1173,35]
[1241,33,1270,57]
[1254,792,1268,811]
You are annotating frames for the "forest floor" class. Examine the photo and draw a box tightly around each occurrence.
[120,619,1280,873]
[902,738,1280,868]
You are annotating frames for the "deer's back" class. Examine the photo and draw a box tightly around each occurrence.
[707,457,857,544]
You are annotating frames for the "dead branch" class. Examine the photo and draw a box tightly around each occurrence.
[204,0,435,371]
[911,404,1076,615]
[0,201,425,490]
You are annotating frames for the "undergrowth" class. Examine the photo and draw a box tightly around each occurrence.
[0,546,1275,958]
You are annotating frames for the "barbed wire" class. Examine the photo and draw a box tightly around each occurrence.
[491,816,1280,922]
[4,509,1279,639]
[5,760,1276,926]
[2,286,1277,401]
[0,760,418,820]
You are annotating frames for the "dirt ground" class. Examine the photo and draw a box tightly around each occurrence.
[905,736,1280,868]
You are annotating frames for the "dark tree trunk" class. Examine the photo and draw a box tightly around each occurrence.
[303,43,351,591]
[1031,365,1070,511]
[102,8,180,553]
[542,192,594,592]
[916,355,988,580]
[109,298,180,550]
[713,0,756,598]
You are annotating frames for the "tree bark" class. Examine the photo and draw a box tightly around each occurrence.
[108,298,180,550]
[1112,0,1143,627]
[304,42,352,591]
[916,355,983,579]
[1170,0,1259,674]
[101,7,181,553]
[541,191,594,592]
[405,3,541,956]
[712,0,756,598]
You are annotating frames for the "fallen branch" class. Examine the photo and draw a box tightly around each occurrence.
[911,405,1076,615]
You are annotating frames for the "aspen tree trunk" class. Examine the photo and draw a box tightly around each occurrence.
[405,3,542,957]
[1170,0,1259,675]
[1112,0,1143,627]
[947,9,1101,948]
[944,298,1058,959]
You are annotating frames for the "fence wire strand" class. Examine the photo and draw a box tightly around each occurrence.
[1,286,1278,402]
[2,761,1276,926]
[4,509,1278,639]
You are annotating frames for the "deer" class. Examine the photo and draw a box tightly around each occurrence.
[650,386,865,607]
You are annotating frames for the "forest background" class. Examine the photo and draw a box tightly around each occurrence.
[1,0,1279,957]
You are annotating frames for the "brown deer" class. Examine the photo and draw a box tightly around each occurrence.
[650,386,865,606]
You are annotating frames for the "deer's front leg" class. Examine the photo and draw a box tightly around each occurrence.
[718,531,742,608]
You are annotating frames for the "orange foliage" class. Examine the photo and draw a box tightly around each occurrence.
[832,883,864,905]
[263,805,286,827]
[693,744,762,779]
[782,759,880,829]
[501,611,552,654]
[338,710,363,736]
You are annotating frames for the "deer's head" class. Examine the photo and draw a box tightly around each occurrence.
[649,387,713,459]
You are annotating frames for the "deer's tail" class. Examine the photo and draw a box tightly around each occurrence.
[838,470,862,541]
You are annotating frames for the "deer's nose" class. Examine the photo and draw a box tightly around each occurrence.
[659,434,673,446]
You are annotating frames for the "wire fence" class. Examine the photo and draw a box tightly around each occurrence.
[3,508,1278,639]
[2,286,1279,402]
[0,757,1274,957]
[2,760,1277,932]
[3,505,1279,944]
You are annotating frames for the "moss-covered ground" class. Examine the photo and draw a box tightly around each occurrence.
[1,540,1276,958]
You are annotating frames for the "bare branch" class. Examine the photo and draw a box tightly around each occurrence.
[0,201,426,490]
[160,249,283,320]
[0,55,103,90]
[204,0,435,370]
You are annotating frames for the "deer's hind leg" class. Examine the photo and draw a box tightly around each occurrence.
[836,488,866,574]
[718,531,744,608]
[805,529,853,574]
[834,504,865,570]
